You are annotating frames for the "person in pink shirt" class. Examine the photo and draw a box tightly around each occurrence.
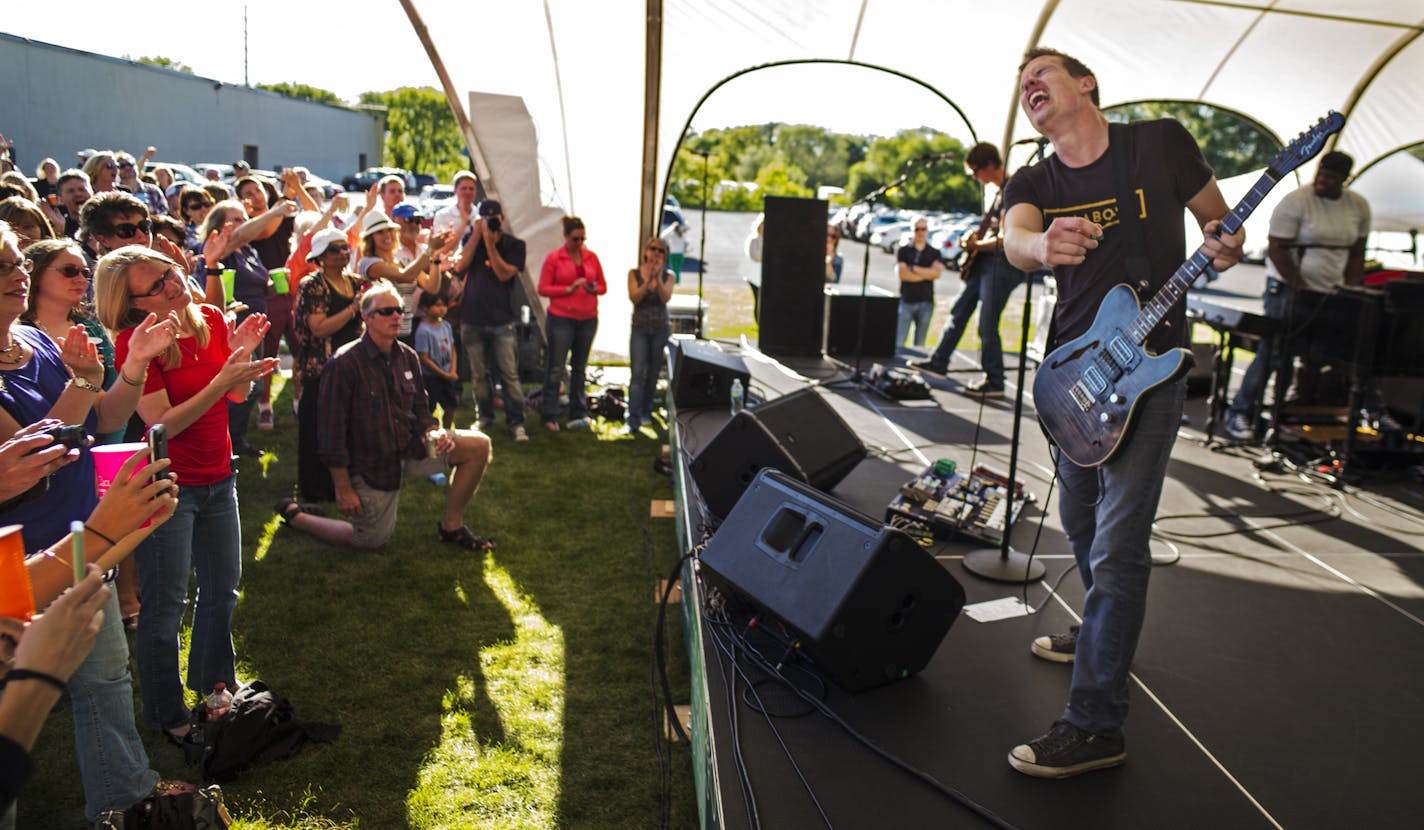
[536,216,605,430]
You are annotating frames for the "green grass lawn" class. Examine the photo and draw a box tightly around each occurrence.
[22,374,697,829]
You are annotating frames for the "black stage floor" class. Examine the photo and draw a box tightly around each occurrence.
[671,338,1424,830]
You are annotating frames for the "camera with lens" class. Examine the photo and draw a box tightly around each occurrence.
[487,217,501,233]
[36,423,88,452]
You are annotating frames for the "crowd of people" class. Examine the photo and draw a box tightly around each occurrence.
[0,142,678,822]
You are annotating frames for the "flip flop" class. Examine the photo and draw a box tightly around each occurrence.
[437,523,496,551]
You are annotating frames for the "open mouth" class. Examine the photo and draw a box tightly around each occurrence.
[1028,91,1049,111]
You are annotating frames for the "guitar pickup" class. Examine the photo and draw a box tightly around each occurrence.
[1108,335,1138,369]
[1081,365,1108,396]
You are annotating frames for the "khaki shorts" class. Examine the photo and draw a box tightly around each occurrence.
[349,454,451,548]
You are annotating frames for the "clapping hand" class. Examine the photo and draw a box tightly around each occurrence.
[58,326,102,385]
[213,345,279,392]
[228,313,270,354]
[124,312,179,366]
[2,569,109,686]
[203,225,234,264]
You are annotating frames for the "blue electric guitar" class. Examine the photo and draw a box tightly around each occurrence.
[1034,111,1345,467]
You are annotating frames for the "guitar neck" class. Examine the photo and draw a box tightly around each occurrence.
[1129,169,1280,345]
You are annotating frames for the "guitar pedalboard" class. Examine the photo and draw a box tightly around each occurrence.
[885,459,1032,546]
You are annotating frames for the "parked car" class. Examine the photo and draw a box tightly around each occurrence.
[342,166,417,192]
[143,162,204,184]
[418,184,455,221]
[192,163,234,183]
[412,173,438,191]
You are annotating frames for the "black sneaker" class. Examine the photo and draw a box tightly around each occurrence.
[907,358,947,377]
[1031,625,1078,663]
[960,380,1005,399]
[1009,719,1126,778]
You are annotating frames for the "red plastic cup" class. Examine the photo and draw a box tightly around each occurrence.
[0,524,35,621]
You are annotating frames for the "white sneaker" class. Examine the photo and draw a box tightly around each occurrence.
[1224,412,1255,441]
[512,425,529,443]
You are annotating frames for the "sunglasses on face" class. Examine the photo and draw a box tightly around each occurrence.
[367,306,402,317]
[118,161,135,170]
[0,258,32,278]
[103,163,118,172]
[105,219,154,239]
[183,202,211,212]
[47,264,92,279]
[135,268,178,298]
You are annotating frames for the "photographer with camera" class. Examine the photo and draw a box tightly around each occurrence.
[453,199,528,442]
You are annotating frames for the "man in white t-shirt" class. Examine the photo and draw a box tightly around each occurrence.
[432,171,478,249]
[1226,150,1371,439]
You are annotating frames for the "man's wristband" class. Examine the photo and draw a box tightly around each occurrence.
[0,669,67,694]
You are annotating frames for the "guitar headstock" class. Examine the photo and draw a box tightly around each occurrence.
[1267,111,1346,178]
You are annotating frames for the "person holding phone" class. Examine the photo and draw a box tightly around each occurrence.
[96,244,277,749]
[0,222,183,823]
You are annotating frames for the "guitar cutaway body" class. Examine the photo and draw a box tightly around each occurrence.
[1034,284,1190,467]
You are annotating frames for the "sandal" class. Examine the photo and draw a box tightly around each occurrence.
[275,498,326,524]
[437,523,496,551]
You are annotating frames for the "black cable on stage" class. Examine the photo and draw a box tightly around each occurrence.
[704,597,761,829]
[657,551,697,745]
[704,605,831,829]
[716,616,1020,830]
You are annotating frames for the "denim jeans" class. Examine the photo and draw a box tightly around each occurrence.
[462,322,525,429]
[1229,278,1293,417]
[1055,380,1185,736]
[896,299,934,348]
[68,588,159,819]
[134,474,241,732]
[541,314,598,422]
[929,255,1025,386]
[628,326,670,426]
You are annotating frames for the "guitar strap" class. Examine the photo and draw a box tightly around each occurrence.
[1108,122,1152,287]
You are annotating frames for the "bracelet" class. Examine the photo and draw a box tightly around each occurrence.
[84,524,118,547]
[120,367,145,387]
[0,669,67,694]
[40,546,72,569]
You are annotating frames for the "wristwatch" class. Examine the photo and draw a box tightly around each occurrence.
[71,376,101,393]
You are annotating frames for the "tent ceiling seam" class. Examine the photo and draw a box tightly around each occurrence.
[1171,0,1423,31]
[849,0,869,61]
[542,0,575,213]
[1197,0,1274,100]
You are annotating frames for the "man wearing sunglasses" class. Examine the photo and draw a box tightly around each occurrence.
[79,192,198,301]
[281,284,496,552]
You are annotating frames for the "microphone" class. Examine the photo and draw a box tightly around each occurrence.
[910,151,956,164]
[1011,136,1051,147]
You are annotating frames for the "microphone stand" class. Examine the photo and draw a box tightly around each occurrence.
[829,157,943,386]
[963,139,1050,583]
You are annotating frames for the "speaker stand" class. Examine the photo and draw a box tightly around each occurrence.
[962,271,1044,584]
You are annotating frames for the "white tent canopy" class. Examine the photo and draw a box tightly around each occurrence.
[410,0,1424,354]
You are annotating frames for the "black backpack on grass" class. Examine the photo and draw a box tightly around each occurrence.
[199,680,341,782]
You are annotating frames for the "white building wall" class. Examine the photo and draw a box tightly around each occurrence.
[0,32,384,182]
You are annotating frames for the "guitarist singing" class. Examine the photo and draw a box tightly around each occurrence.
[909,143,1025,398]
[999,47,1243,779]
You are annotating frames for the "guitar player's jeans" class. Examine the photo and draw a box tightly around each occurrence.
[927,254,1024,385]
[1054,379,1185,736]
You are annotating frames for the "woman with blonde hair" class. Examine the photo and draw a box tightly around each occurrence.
[81,151,119,194]
[95,245,277,745]
[626,236,674,433]
[0,196,55,248]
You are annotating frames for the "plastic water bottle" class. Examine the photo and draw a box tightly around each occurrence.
[729,379,744,415]
[205,682,233,721]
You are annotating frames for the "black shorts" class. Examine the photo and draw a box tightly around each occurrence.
[423,374,460,415]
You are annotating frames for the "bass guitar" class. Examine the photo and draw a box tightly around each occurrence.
[1034,111,1345,467]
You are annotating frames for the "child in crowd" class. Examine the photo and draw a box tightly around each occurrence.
[415,291,460,430]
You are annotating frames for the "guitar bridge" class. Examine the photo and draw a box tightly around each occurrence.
[1069,381,1094,412]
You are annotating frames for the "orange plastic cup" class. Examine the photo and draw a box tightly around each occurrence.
[0,524,35,621]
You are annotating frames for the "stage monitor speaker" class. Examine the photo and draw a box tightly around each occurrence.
[825,285,899,359]
[759,195,829,357]
[700,469,965,692]
[689,386,866,519]
[671,339,750,410]
[751,387,866,491]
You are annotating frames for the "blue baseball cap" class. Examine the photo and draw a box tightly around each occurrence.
[391,203,420,220]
